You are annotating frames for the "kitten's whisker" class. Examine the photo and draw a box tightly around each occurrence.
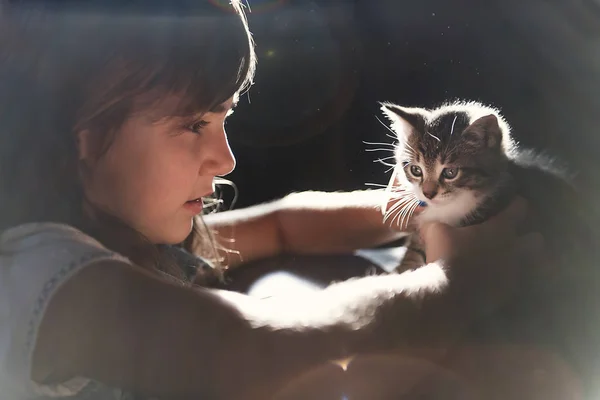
[405,200,420,229]
[404,142,416,153]
[375,116,398,138]
[375,159,395,167]
[383,207,396,223]
[397,199,418,229]
[383,193,404,210]
[383,196,409,223]
[398,200,419,230]
[426,131,441,142]
[392,202,407,226]
[449,115,458,136]
[384,193,418,227]
[373,155,397,167]
[365,148,396,153]
[398,198,418,229]
[441,115,461,154]
[363,140,396,147]
[387,195,411,211]
[400,146,417,160]
[364,183,389,188]
[384,202,404,225]
[391,209,403,229]
[397,206,409,229]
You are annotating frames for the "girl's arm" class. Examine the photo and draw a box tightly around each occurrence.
[204,190,408,268]
[33,258,458,400]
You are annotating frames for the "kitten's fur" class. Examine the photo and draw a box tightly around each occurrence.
[380,100,599,397]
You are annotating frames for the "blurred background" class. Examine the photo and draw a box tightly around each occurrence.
[220,0,600,213]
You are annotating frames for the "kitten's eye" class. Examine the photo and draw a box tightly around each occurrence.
[409,165,423,177]
[188,120,209,134]
[441,167,459,180]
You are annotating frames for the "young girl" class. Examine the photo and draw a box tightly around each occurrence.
[0,1,541,399]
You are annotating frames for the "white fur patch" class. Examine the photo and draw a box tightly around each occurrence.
[417,190,481,226]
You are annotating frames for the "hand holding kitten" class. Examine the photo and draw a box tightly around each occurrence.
[420,197,545,316]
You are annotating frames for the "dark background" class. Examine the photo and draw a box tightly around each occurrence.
[15,0,599,209]
[223,0,600,212]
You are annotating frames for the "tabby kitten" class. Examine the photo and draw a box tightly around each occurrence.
[379,100,597,399]
[379,100,581,273]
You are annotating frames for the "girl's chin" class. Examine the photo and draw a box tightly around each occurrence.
[151,220,195,246]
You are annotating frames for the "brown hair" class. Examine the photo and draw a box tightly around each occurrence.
[0,1,256,279]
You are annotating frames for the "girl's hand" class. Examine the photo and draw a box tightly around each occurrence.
[420,197,544,316]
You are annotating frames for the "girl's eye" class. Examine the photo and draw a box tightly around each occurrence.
[188,120,209,134]
[409,164,423,177]
[441,167,459,180]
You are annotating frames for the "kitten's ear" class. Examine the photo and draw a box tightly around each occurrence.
[463,114,502,149]
[380,102,428,139]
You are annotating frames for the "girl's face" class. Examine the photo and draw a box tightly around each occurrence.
[79,96,237,244]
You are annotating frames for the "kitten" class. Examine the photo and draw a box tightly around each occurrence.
[378,100,599,398]
[379,100,588,273]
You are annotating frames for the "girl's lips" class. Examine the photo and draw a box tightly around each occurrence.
[184,199,203,214]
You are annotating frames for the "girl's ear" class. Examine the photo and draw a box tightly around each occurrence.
[76,129,100,179]
[77,129,95,167]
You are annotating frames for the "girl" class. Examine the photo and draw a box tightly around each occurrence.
[0,1,541,399]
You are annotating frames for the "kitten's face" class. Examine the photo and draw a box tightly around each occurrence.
[382,103,510,225]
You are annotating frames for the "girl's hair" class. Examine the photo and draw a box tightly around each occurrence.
[0,0,256,279]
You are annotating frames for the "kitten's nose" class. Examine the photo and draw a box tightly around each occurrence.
[423,190,438,200]
[422,182,438,200]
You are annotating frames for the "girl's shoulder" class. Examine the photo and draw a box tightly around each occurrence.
[0,223,129,399]
[0,222,130,304]
[1,222,110,252]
